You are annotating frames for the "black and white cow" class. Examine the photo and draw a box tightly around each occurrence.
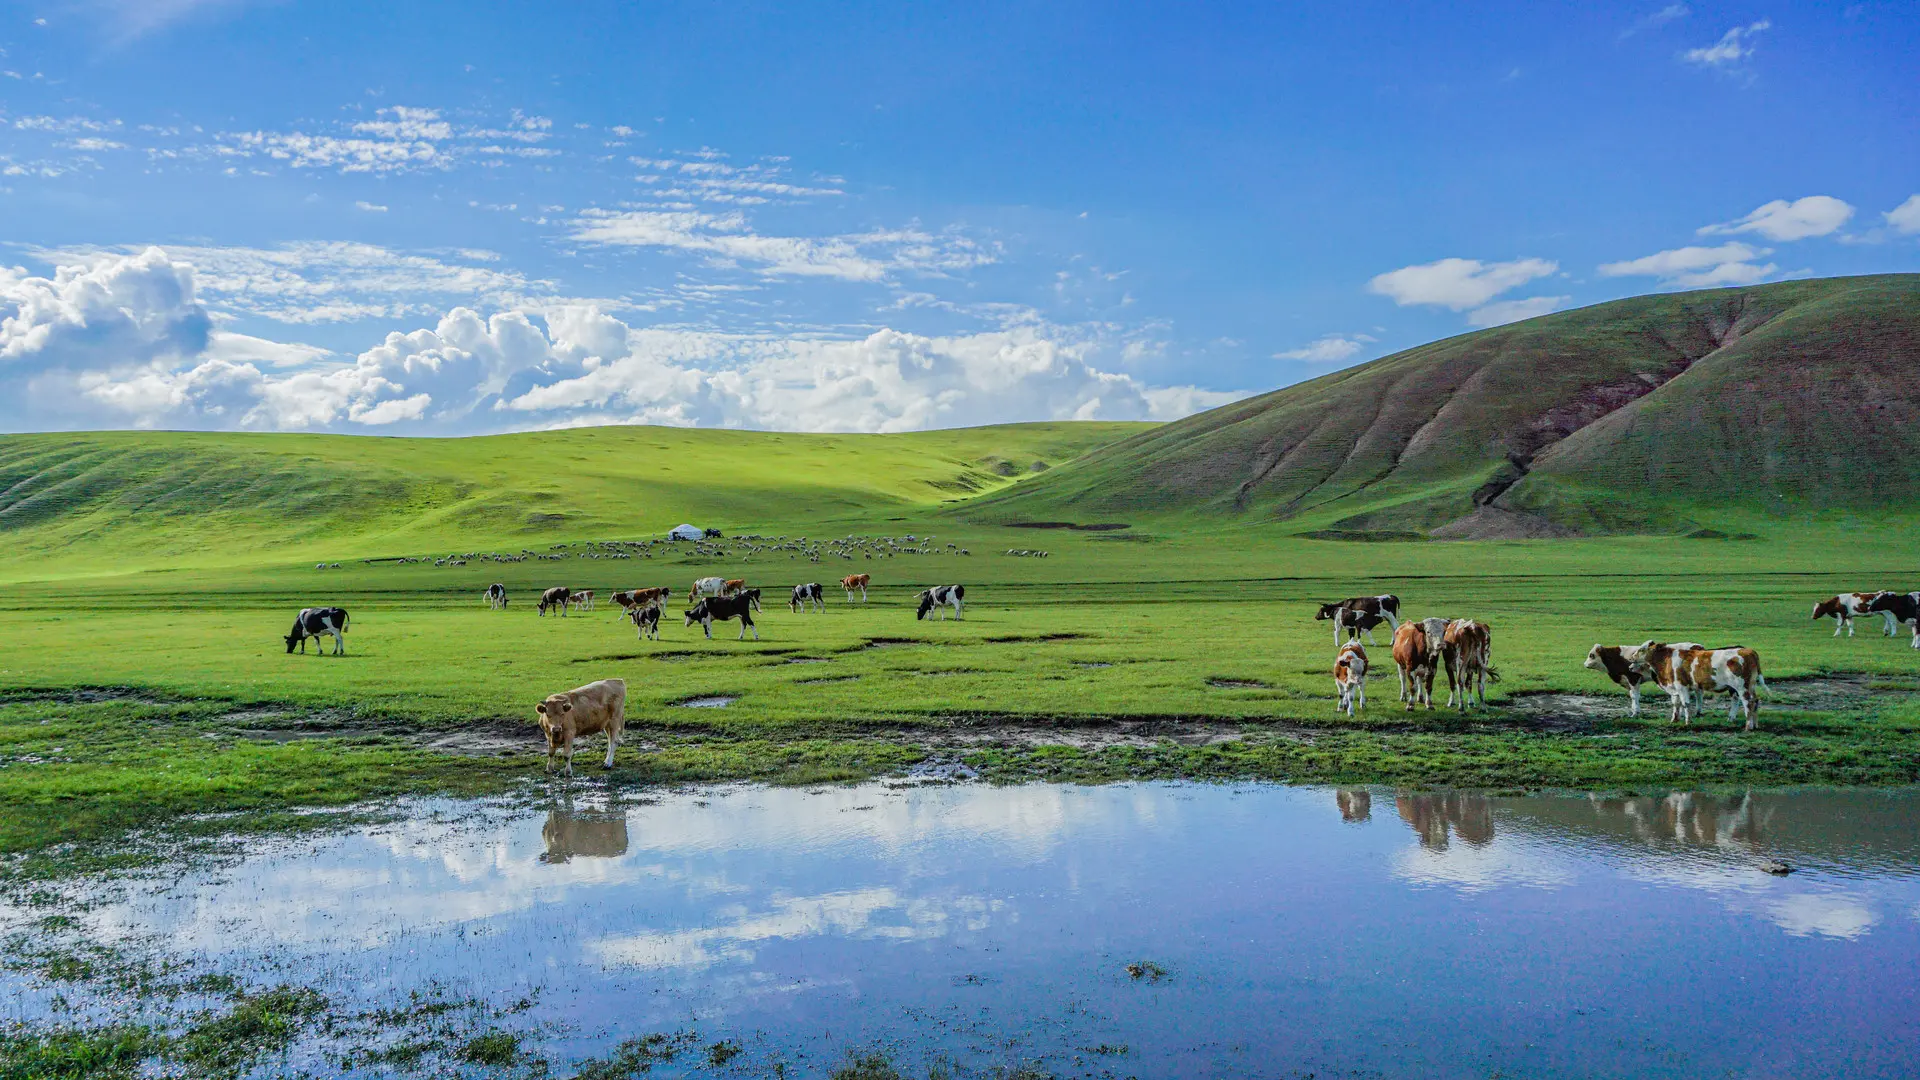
[485,583,508,610]
[1315,595,1401,646]
[685,594,760,640]
[539,586,572,616]
[916,584,965,621]
[627,603,662,641]
[285,607,350,655]
[1866,591,1920,648]
[790,582,825,613]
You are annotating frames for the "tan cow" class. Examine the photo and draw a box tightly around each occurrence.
[841,573,870,602]
[1631,642,1767,730]
[1439,619,1493,710]
[534,678,627,775]
[1392,620,1435,710]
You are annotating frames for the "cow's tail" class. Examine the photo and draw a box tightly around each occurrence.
[341,612,351,633]
[1483,664,1502,684]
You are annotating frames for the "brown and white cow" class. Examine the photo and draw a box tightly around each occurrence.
[1333,642,1368,716]
[538,586,573,617]
[1315,595,1401,646]
[612,586,672,615]
[1812,592,1897,637]
[1583,641,1703,717]
[1392,620,1435,711]
[1630,642,1767,730]
[722,578,748,597]
[534,678,627,775]
[688,576,727,604]
[1438,619,1493,710]
[569,589,595,613]
[842,573,870,602]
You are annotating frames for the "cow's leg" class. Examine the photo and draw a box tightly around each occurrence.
[603,730,618,768]
[1362,627,1377,646]
[1743,691,1758,731]
[1355,679,1366,713]
[1628,683,1639,718]
[1881,611,1899,637]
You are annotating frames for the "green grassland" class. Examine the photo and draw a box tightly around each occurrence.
[3,413,1920,870]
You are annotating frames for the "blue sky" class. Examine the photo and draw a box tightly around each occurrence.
[0,1,1915,434]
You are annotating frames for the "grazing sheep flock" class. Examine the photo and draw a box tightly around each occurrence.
[287,531,1920,771]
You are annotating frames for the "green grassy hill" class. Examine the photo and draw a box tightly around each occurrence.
[968,275,1920,537]
[0,422,1147,576]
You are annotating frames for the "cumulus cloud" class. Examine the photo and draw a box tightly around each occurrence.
[1884,195,1920,236]
[1699,196,1855,241]
[1274,333,1375,362]
[1598,241,1778,287]
[1367,257,1558,312]
[0,249,1237,435]
[1682,20,1770,67]
[1466,296,1571,327]
[570,209,993,281]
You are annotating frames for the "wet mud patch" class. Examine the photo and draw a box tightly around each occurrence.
[672,696,738,709]
[1072,661,1114,669]
[984,633,1090,644]
[857,637,927,650]
[1207,678,1270,690]
[419,720,542,756]
[926,715,1253,750]
[796,675,859,685]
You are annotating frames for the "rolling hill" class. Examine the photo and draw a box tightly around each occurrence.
[969,275,1920,537]
[0,422,1147,575]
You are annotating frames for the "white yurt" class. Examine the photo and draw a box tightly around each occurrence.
[667,523,705,541]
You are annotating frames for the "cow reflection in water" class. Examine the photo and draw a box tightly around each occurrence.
[1396,792,1495,850]
[539,807,630,864]
[1612,791,1763,850]
[1336,789,1372,823]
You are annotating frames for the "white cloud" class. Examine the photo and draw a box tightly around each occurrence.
[570,209,992,282]
[1768,893,1878,940]
[1884,194,1920,236]
[1274,333,1375,362]
[1598,241,1779,287]
[0,249,1236,435]
[1682,20,1771,67]
[354,200,388,213]
[1367,257,1558,312]
[1699,196,1855,241]
[1467,295,1571,327]
[1622,3,1689,38]
[350,106,451,142]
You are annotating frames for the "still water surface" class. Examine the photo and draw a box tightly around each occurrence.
[14,782,1920,1077]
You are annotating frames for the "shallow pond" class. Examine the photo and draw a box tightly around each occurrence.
[9,782,1920,1078]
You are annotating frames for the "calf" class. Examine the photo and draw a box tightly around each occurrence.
[791,582,825,613]
[1391,620,1434,710]
[1812,592,1895,637]
[688,576,727,603]
[1439,619,1493,710]
[285,606,350,655]
[627,603,661,641]
[1315,595,1401,646]
[1584,641,1702,717]
[485,583,507,610]
[534,678,627,775]
[538,586,572,616]
[1632,642,1768,730]
[685,594,760,640]
[569,589,595,613]
[916,584,965,621]
[1866,591,1920,648]
[1333,642,1368,717]
[842,573,870,602]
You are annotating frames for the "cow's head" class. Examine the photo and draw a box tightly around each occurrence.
[1314,603,1341,621]
[684,603,706,626]
[1812,597,1842,619]
[1624,640,1663,678]
[1582,644,1612,672]
[916,591,936,620]
[284,631,301,653]
[535,695,573,734]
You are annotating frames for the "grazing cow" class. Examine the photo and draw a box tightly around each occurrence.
[1812,592,1896,637]
[538,586,573,616]
[916,584,965,621]
[1866,591,1920,647]
[627,603,661,641]
[1583,641,1703,717]
[1438,619,1494,710]
[1315,595,1401,646]
[722,578,748,598]
[285,606,350,655]
[1333,642,1368,716]
[685,594,760,640]
[1392,620,1435,710]
[1631,642,1768,730]
[791,582,825,613]
[842,573,870,602]
[534,678,627,775]
[688,576,727,603]
[485,583,507,610]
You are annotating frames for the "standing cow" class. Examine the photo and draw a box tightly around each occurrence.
[685,594,760,640]
[1315,595,1401,646]
[842,573,870,602]
[791,583,825,613]
[627,604,662,641]
[1812,592,1897,637]
[1438,619,1493,710]
[485,583,508,610]
[1583,641,1702,717]
[285,606,350,655]
[688,576,727,604]
[534,678,627,775]
[538,586,573,616]
[1392,620,1435,710]
[1631,642,1767,730]
[1333,642,1368,716]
